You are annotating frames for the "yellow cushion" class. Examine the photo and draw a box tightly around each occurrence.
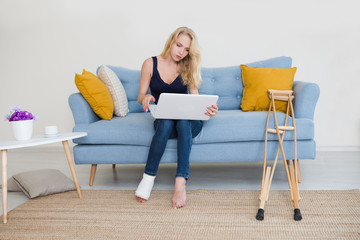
[75,69,114,120]
[240,65,297,113]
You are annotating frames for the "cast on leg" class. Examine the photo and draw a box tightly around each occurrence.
[135,173,156,201]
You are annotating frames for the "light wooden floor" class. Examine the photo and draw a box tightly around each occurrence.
[1,148,360,215]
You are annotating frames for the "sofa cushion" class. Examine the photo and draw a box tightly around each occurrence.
[73,110,314,147]
[194,110,313,144]
[75,69,114,120]
[73,113,155,146]
[240,65,297,112]
[98,65,129,117]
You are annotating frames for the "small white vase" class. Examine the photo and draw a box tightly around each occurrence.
[11,120,34,141]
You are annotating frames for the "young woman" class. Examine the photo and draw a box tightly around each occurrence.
[135,27,218,208]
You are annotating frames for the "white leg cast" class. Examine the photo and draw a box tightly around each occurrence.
[135,173,156,200]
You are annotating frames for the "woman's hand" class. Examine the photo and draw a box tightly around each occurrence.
[205,103,218,117]
[142,94,155,112]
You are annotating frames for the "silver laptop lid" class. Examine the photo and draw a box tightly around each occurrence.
[149,93,219,120]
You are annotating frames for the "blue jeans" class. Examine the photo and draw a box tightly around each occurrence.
[144,119,203,180]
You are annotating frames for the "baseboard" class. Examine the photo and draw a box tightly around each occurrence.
[316,146,360,152]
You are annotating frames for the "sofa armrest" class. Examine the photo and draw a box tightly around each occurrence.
[292,81,320,119]
[68,93,100,124]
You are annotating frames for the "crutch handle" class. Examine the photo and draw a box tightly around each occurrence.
[256,208,265,221]
[294,208,302,221]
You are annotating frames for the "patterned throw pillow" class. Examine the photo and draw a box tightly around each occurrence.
[98,65,129,117]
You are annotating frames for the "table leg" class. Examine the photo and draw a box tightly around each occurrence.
[62,141,82,199]
[1,150,8,223]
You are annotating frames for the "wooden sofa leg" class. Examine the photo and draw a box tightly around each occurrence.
[112,164,116,168]
[89,164,97,186]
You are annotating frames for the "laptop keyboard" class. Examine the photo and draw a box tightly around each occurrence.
[148,105,157,113]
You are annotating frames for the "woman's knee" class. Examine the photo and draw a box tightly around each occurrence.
[155,119,174,133]
[176,120,191,132]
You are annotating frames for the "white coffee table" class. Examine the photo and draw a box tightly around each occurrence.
[0,132,87,223]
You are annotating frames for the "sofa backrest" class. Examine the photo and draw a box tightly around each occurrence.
[107,56,292,113]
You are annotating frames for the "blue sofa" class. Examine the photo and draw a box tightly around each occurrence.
[69,56,320,185]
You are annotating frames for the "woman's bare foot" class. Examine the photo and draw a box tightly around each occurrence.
[172,177,186,209]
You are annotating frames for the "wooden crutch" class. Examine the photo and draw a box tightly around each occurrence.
[256,89,302,221]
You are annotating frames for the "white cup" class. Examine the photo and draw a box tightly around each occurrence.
[44,126,58,136]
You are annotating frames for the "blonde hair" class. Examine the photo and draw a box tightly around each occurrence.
[161,27,202,89]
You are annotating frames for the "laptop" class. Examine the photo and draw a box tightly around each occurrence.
[148,93,219,120]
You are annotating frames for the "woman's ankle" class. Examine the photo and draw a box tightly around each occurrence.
[175,177,186,187]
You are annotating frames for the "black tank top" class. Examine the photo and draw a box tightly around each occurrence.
[150,56,188,104]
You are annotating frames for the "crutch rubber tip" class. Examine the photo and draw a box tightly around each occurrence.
[256,208,264,221]
[294,208,302,221]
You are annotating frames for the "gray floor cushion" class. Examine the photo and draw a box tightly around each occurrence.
[11,169,76,198]
[0,177,22,192]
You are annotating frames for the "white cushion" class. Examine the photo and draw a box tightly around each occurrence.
[98,65,129,117]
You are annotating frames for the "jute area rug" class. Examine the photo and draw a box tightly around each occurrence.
[1,190,359,240]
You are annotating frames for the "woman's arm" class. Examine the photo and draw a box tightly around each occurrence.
[138,58,156,112]
[189,87,199,95]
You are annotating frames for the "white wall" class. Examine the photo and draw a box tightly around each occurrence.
[1,0,359,148]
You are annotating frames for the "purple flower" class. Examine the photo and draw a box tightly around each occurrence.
[10,105,22,112]
[5,106,38,122]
